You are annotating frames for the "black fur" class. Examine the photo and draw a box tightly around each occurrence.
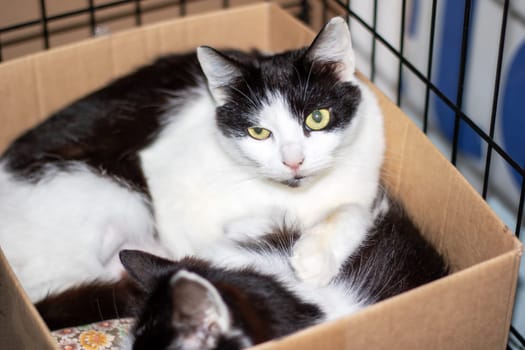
[35,277,143,330]
[340,199,449,303]
[2,52,200,193]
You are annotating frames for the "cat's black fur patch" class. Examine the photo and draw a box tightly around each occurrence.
[3,52,201,193]
[216,49,361,138]
[238,223,301,254]
[339,200,449,303]
[35,276,143,330]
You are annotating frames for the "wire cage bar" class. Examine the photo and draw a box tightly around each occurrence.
[449,0,472,166]
[482,0,510,200]
[422,0,438,134]
[0,0,523,347]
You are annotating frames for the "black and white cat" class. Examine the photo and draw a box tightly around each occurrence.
[3,17,396,304]
[118,198,447,350]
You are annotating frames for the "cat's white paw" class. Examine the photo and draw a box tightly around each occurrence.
[291,234,339,286]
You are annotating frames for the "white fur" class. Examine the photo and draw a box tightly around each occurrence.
[0,163,166,302]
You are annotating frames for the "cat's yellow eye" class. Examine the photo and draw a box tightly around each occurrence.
[305,109,330,131]
[247,127,272,140]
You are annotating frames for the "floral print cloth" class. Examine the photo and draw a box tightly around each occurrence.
[52,318,134,350]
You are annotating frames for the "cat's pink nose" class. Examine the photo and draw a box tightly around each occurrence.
[283,158,304,171]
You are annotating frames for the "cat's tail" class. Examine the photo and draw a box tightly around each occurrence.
[35,276,143,331]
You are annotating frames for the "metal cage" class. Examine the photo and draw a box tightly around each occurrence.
[0,0,523,348]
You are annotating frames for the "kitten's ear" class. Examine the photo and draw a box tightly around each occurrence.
[306,17,355,81]
[119,250,175,291]
[197,46,243,106]
[170,270,231,346]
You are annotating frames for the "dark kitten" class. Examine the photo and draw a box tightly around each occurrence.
[120,252,323,350]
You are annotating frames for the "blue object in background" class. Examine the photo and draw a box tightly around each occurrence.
[408,0,420,37]
[434,0,481,159]
[502,42,525,188]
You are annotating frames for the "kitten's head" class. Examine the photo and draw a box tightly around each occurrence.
[120,250,253,350]
[198,17,362,187]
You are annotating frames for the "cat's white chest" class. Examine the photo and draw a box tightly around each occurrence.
[139,93,278,257]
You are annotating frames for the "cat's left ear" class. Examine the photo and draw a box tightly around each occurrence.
[119,250,175,291]
[306,17,355,81]
[197,46,243,106]
[170,270,231,347]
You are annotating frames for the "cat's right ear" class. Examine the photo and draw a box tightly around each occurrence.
[170,270,231,347]
[119,250,175,291]
[306,17,355,81]
[197,46,243,106]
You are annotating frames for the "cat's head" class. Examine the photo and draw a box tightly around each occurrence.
[120,250,254,350]
[198,17,362,187]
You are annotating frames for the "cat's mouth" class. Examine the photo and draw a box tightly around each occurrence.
[281,176,306,188]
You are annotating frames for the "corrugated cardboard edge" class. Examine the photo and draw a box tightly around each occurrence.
[0,247,56,349]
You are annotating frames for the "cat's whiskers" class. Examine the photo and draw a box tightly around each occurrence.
[241,77,258,103]
[292,65,305,109]
[111,287,120,320]
[372,259,399,300]
[229,86,258,110]
[302,62,314,103]
[230,173,264,186]
[95,298,104,322]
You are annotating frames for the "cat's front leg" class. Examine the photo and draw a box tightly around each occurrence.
[291,204,371,286]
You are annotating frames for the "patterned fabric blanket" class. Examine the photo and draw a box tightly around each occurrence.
[52,318,134,350]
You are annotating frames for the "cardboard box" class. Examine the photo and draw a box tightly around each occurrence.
[0,3,522,349]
